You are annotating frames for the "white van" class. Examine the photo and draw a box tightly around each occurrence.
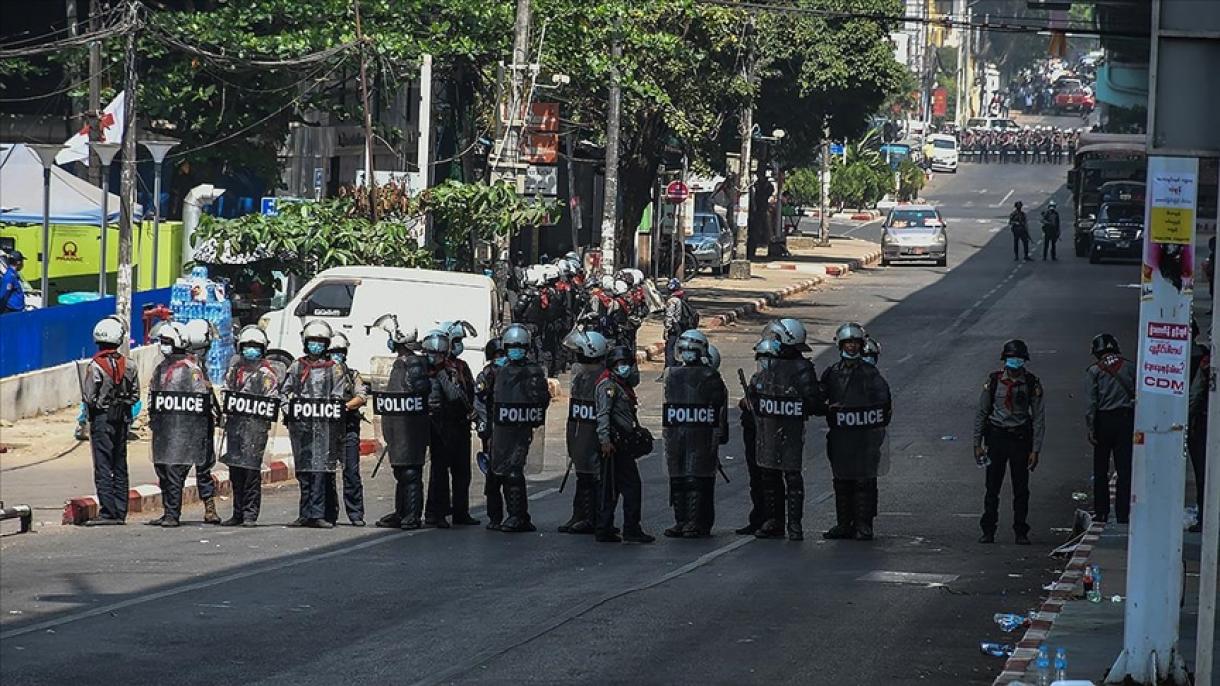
[259,266,500,380]
[927,134,959,173]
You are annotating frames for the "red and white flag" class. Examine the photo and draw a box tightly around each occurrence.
[55,92,125,166]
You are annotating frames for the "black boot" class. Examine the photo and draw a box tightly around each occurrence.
[854,480,875,541]
[755,473,785,539]
[375,512,402,528]
[682,478,705,537]
[698,477,715,536]
[664,478,687,538]
[558,482,583,534]
[823,479,855,539]
[785,476,804,541]
[401,470,424,530]
[500,474,535,533]
[485,476,504,531]
[568,477,598,534]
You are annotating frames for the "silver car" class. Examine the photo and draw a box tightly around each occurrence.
[880,204,949,267]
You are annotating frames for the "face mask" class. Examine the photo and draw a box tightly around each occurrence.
[680,349,699,364]
[330,352,347,364]
[306,341,326,356]
[614,363,633,378]
[451,340,464,356]
[507,347,527,362]
[862,356,877,366]
[427,353,446,367]
[1004,357,1025,370]
[757,357,773,371]
[241,346,263,361]
[159,343,174,356]
[387,339,397,352]
[841,350,861,361]
[493,355,508,367]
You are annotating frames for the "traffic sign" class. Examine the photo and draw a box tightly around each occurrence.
[829,143,845,156]
[260,197,279,217]
[665,180,690,203]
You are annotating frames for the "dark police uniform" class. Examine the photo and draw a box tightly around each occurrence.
[327,364,368,525]
[1085,353,1136,522]
[83,349,140,522]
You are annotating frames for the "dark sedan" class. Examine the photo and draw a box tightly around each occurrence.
[1089,202,1144,264]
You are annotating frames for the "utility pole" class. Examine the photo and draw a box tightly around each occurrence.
[87,0,102,186]
[353,0,376,222]
[115,1,138,350]
[66,0,82,139]
[728,21,755,281]
[599,18,621,275]
[818,123,830,247]
[489,0,532,261]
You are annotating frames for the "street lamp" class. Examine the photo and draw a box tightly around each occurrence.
[90,141,121,297]
[141,138,178,289]
[26,143,66,306]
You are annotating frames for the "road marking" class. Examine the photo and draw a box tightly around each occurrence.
[411,536,756,686]
[990,189,1014,208]
[528,487,560,501]
[857,570,960,586]
[895,353,913,365]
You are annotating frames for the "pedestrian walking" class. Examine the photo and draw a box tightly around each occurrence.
[1085,334,1135,524]
[81,316,140,526]
[974,339,1044,545]
[219,326,281,527]
[1040,201,1061,261]
[1010,201,1032,262]
[326,333,368,526]
[594,346,655,543]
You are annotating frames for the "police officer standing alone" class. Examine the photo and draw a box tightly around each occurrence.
[820,323,892,541]
[372,316,432,530]
[82,317,140,525]
[662,330,728,538]
[219,326,281,527]
[488,324,550,533]
[595,346,655,543]
[1010,201,1032,262]
[974,339,1045,544]
[559,330,610,535]
[1040,201,1061,261]
[326,333,368,526]
[1085,333,1135,524]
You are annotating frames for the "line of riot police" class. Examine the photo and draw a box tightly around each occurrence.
[958,126,1081,165]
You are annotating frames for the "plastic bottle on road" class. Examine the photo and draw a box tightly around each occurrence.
[1087,564,1102,603]
[1033,645,1051,686]
[1054,647,1068,682]
[979,641,1013,657]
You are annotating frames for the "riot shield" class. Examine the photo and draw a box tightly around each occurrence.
[221,390,279,469]
[663,366,725,478]
[490,362,549,477]
[821,363,892,479]
[752,357,813,471]
[565,362,602,475]
[374,355,430,467]
[149,357,213,466]
[285,397,344,472]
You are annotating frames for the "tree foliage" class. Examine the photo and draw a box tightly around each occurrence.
[422,180,560,263]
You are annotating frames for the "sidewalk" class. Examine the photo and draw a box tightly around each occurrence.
[0,236,881,527]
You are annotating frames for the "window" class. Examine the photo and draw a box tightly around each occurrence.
[889,209,942,228]
[298,281,358,317]
[933,139,956,150]
[1099,204,1143,224]
[693,214,722,235]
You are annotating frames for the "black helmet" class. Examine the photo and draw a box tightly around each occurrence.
[1091,333,1120,357]
[485,337,505,361]
[607,345,635,367]
[1000,339,1030,360]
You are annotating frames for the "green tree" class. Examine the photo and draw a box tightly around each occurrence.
[422,180,559,266]
[784,167,822,206]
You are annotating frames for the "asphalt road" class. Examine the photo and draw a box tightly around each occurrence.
[0,157,1142,685]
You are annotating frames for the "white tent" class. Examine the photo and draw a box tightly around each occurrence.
[0,143,142,226]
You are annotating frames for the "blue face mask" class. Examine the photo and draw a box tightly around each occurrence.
[757,357,773,371]
[493,355,508,367]
[306,340,326,356]
[1004,357,1025,370]
[427,353,446,367]
[330,352,347,364]
[387,339,397,352]
[862,355,877,366]
[241,346,263,361]
[614,363,633,378]
[680,349,699,364]
[507,347,527,362]
[841,350,861,361]
[452,340,464,356]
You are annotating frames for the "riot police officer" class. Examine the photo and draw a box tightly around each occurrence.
[748,318,824,541]
[559,330,609,534]
[219,326,281,526]
[1085,333,1135,524]
[147,322,214,528]
[488,324,550,532]
[735,338,781,535]
[436,321,479,526]
[820,323,892,541]
[474,337,507,529]
[594,346,655,543]
[371,315,431,529]
[182,319,223,525]
[82,316,140,526]
[326,333,368,526]
[419,330,464,528]
[663,330,728,538]
[280,320,349,529]
[974,339,1045,544]
[862,336,881,366]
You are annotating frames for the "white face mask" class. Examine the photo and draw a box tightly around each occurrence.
[159,343,174,356]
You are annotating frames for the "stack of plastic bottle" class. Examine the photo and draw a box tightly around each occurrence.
[170,266,234,385]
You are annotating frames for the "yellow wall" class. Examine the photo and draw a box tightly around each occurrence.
[0,220,184,292]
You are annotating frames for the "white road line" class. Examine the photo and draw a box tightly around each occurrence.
[857,570,960,585]
[990,189,1014,208]
[528,487,560,501]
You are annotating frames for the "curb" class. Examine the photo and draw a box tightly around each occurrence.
[990,483,1113,685]
[61,437,383,525]
[637,248,881,364]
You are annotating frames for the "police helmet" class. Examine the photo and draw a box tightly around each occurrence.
[767,318,811,352]
[1048,200,1057,209]
[440,320,477,342]
[237,325,270,349]
[1001,338,1030,360]
[599,275,616,291]
[705,344,722,371]
[373,313,417,348]
[502,323,532,349]
[607,345,635,367]
[93,317,125,345]
[676,329,710,357]
[862,336,881,361]
[613,279,629,296]
[667,277,682,293]
[421,329,451,355]
[541,264,561,283]
[754,337,780,358]
[328,333,350,352]
[555,259,573,277]
[833,322,868,347]
[1091,333,1120,357]
[623,268,645,287]
[484,337,505,361]
[564,329,609,359]
[183,319,217,351]
[301,320,333,344]
[158,321,187,350]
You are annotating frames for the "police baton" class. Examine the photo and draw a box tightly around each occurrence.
[559,459,573,493]
[370,444,389,479]
[736,368,754,413]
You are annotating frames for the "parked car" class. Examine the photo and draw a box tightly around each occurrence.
[1089,201,1144,264]
[684,211,735,275]
[965,117,1020,131]
[927,134,959,173]
[1053,87,1095,114]
[880,204,949,267]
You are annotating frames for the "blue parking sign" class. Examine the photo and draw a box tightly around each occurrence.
[261,197,278,216]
